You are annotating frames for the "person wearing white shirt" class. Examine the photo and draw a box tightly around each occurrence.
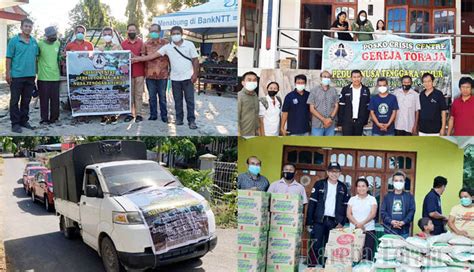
[132,26,199,130]
[259,82,281,136]
[347,178,378,261]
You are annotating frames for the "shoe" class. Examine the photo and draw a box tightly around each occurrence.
[100,117,109,125]
[21,122,34,130]
[189,122,198,130]
[175,120,184,126]
[161,118,169,123]
[124,115,133,122]
[148,116,157,121]
[12,125,22,133]
[135,116,143,123]
[110,116,118,125]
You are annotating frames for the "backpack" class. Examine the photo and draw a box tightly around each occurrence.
[259,96,282,110]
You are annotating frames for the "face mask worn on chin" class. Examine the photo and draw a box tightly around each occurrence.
[378,86,388,93]
[103,35,112,43]
[393,182,405,191]
[150,32,159,39]
[295,84,306,91]
[322,78,331,86]
[245,82,258,92]
[171,34,182,43]
[268,91,278,97]
[128,33,137,40]
[403,85,412,91]
[283,172,295,180]
[76,33,85,41]
[460,197,472,207]
[248,165,261,176]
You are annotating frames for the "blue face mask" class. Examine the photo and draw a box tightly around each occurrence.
[150,32,159,39]
[76,33,85,41]
[461,197,472,207]
[248,165,261,176]
[322,78,331,86]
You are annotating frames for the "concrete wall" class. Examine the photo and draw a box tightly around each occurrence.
[238,136,465,226]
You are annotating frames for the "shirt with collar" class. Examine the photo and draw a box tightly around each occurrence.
[267,178,308,204]
[158,39,199,81]
[237,172,270,191]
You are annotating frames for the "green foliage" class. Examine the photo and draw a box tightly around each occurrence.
[463,146,474,189]
[171,168,213,192]
[211,190,237,228]
[69,0,112,28]
[125,0,144,29]
[0,137,18,154]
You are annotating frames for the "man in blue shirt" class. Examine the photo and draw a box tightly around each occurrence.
[237,156,270,191]
[369,77,399,136]
[380,171,416,238]
[280,74,311,136]
[6,18,38,133]
[422,176,448,235]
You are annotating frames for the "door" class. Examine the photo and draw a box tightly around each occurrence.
[80,168,103,250]
[461,0,474,74]
[36,172,46,200]
[299,4,332,69]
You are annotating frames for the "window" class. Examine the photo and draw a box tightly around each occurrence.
[313,152,324,165]
[385,0,455,35]
[299,151,312,164]
[239,0,258,47]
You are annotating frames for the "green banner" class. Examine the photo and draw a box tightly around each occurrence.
[322,35,454,97]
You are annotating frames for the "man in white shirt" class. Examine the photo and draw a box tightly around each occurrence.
[132,26,199,129]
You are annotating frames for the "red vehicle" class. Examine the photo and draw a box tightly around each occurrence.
[31,169,55,212]
[23,166,47,195]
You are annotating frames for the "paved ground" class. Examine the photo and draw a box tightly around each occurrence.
[0,83,237,136]
[0,157,237,272]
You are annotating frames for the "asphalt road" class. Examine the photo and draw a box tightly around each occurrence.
[0,157,236,272]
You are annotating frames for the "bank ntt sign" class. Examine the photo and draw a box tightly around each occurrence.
[153,0,238,30]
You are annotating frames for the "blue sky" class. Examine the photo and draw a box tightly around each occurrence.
[22,0,129,34]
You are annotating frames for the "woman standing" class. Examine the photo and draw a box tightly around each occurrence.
[259,82,282,136]
[330,11,353,41]
[352,10,374,41]
[347,178,378,261]
[448,188,474,239]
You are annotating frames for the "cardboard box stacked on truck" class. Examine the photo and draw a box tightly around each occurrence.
[50,141,217,272]
[237,190,270,272]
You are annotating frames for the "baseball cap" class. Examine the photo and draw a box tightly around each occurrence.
[327,162,341,171]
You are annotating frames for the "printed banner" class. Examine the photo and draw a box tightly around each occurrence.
[66,51,131,117]
[125,187,210,254]
[322,35,454,97]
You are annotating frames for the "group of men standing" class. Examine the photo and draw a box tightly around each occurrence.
[238,69,474,136]
[238,156,452,266]
[6,18,200,133]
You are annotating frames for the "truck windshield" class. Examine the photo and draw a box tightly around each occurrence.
[100,163,181,195]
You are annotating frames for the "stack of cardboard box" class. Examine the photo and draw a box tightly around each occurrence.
[237,190,271,272]
[324,228,365,271]
[266,193,303,272]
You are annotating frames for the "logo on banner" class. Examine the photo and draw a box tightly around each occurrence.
[93,54,106,69]
[328,43,354,68]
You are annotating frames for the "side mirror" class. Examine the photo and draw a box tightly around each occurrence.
[85,185,99,198]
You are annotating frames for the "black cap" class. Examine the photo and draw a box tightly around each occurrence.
[327,162,341,171]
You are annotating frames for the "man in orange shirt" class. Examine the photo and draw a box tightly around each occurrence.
[65,25,94,52]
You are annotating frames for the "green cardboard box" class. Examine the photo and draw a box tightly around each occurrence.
[270,193,303,214]
[237,231,268,254]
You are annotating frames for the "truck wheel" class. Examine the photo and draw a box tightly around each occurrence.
[60,216,75,240]
[100,236,124,272]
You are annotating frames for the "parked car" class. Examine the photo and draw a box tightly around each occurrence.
[23,161,42,175]
[31,169,55,212]
[23,166,47,195]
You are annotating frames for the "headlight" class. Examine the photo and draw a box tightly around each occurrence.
[112,211,144,225]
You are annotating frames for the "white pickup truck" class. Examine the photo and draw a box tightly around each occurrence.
[51,141,217,272]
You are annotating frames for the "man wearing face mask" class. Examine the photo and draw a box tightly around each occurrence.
[238,71,260,136]
[121,23,145,123]
[369,77,399,136]
[338,70,371,136]
[258,82,282,136]
[267,163,308,204]
[281,74,311,136]
[143,24,170,123]
[237,156,269,191]
[96,27,122,125]
[132,26,200,129]
[394,75,420,136]
[37,26,61,126]
[380,171,416,238]
[307,70,339,136]
[65,25,94,52]
[306,162,349,267]
[422,176,449,235]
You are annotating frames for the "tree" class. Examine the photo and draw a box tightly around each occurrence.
[464,146,474,189]
[125,0,207,29]
[69,0,112,29]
